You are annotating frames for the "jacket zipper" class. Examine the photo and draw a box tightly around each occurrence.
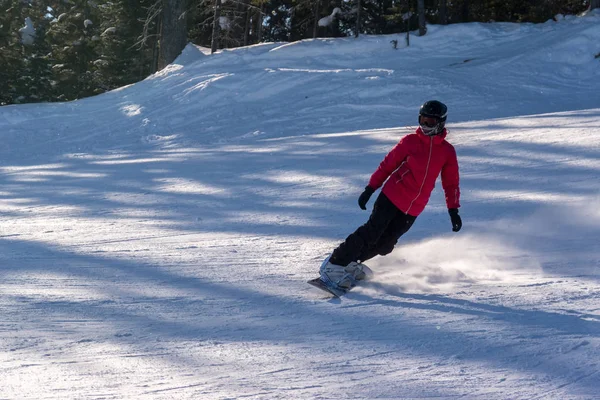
[395,160,409,184]
[406,137,433,215]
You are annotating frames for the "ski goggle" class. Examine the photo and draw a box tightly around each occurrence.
[419,115,439,128]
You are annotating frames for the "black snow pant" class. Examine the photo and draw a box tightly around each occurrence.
[330,193,416,266]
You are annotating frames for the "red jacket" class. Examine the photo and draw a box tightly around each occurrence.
[368,127,460,217]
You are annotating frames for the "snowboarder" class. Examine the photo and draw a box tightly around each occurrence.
[318,100,462,292]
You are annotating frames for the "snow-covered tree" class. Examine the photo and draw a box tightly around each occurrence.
[44,0,102,99]
[94,0,156,89]
[0,1,53,104]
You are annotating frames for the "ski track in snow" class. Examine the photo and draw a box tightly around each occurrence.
[1,12,600,400]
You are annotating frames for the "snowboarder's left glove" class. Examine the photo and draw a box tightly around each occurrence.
[449,208,462,232]
[358,186,375,210]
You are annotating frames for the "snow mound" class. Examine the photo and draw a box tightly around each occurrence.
[173,43,210,66]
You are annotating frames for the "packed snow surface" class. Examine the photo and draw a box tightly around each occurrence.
[1,11,599,399]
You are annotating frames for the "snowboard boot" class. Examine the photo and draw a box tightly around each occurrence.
[345,261,369,281]
[320,258,370,290]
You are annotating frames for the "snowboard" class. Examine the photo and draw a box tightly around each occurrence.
[307,277,348,297]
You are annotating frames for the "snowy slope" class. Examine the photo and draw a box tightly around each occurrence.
[1,11,599,400]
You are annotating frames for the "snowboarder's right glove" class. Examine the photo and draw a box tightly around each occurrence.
[358,186,375,210]
[449,208,462,232]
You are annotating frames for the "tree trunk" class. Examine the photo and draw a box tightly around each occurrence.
[439,0,447,25]
[256,6,263,43]
[313,0,320,39]
[591,0,600,10]
[211,0,222,54]
[289,6,295,41]
[158,0,187,70]
[355,0,361,38]
[417,0,426,36]
[461,0,470,22]
[152,18,161,73]
[243,7,251,46]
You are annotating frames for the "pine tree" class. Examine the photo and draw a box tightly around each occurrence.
[0,2,23,105]
[44,0,155,101]
[45,0,102,100]
[0,0,54,104]
[93,0,156,90]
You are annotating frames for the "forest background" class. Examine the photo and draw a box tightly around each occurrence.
[1,0,597,106]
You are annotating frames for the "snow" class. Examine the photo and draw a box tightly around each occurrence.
[101,27,117,36]
[219,16,231,30]
[318,8,342,27]
[18,17,35,46]
[1,11,600,399]
[174,43,210,66]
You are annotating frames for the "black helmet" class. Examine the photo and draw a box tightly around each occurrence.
[418,100,448,136]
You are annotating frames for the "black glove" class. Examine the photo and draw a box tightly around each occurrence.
[358,186,375,210]
[448,208,462,232]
